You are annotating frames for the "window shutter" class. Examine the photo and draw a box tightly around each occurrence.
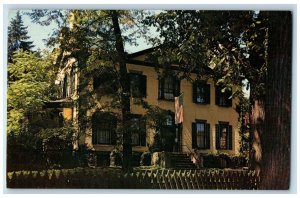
[158,78,163,99]
[140,74,147,97]
[215,86,219,105]
[174,78,180,97]
[140,121,146,146]
[205,123,210,149]
[216,124,220,149]
[92,115,98,144]
[192,122,197,149]
[228,125,233,150]
[227,90,232,107]
[192,82,197,103]
[111,118,117,144]
[92,123,97,145]
[205,84,210,104]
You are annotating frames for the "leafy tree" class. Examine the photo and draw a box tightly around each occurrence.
[8,11,35,62]
[7,50,56,135]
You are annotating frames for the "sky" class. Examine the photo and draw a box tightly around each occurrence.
[8,9,155,53]
[8,10,58,51]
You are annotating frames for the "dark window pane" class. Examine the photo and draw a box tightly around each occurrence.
[193,121,210,149]
[196,123,205,148]
[216,123,232,150]
[215,86,232,107]
[130,73,147,98]
[158,76,180,100]
[193,82,210,104]
[92,112,116,145]
[130,115,146,146]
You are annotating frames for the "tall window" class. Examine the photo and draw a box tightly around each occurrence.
[215,86,232,107]
[158,76,180,100]
[158,111,179,152]
[193,82,210,104]
[62,75,69,98]
[129,115,146,146]
[129,73,147,98]
[216,122,232,150]
[192,120,210,149]
[69,68,75,96]
[92,112,117,145]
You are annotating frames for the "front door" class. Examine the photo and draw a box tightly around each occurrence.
[160,113,181,152]
[161,126,175,152]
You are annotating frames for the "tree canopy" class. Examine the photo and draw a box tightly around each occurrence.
[8,11,35,62]
[7,50,56,135]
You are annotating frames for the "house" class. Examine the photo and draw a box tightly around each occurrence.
[48,48,240,167]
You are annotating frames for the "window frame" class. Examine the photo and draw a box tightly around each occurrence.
[158,76,180,100]
[129,72,147,98]
[193,81,210,104]
[129,114,146,146]
[92,112,117,145]
[215,122,233,150]
[192,120,210,149]
[215,86,232,107]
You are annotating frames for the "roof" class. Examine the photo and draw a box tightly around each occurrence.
[126,47,214,75]
[127,47,156,59]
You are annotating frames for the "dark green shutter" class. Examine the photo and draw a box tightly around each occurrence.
[228,125,233,150]
[158,78,163,99]
[92,114,98,144]
[192,122,197,149]
[111,117,117,144]
[215,86,219,105]
[92,119,97,144]
[174,78,180,97]
[205,123,210,149]
[216,124,220,149]
[205,84,210,104]
[140,74,147,97]
[140,120,146,146]
[227,90,232,107]
[192,82,197,103]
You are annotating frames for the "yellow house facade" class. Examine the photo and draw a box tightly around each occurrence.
[54,49,240,159]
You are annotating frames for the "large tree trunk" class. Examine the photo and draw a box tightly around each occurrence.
[249,99,265,176]
[260,11,292,190]
[111,11,132,172]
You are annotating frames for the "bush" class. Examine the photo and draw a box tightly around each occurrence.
[40,124,75,169]
[201,153,247,169]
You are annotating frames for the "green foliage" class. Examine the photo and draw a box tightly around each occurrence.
[7,50,57,135]
[8,11,34,62]
[144,11,268,100]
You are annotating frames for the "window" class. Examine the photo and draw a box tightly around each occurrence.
[93,67,118,94]
[193,82,210,104]
[215,86,232,107]
[216,122,232,150]
[129,115,146,146]
[129,73,147,98]
[192,120,210,149]
[69,68,75,96]
[92,112,117,145]
[62,75,69,98]
[158,76,180,100]
[159,111,179,152]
